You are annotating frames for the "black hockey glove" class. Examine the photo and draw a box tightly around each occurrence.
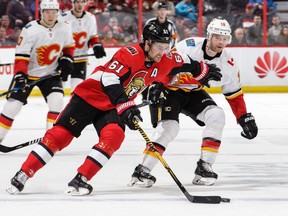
[13,72,28,90]
[148,82,169,107]
[238,113,258,139]
[57,54,74,81]
[93,43,106,59]
[116,101,143,130]
[194,61,222,88]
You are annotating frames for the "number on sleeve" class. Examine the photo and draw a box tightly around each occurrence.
[108,61,125,73]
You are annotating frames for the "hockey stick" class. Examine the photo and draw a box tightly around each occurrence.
[0,54,93,66]
[136,100,151,108]
[74,54,94,58]
[0,72,60,97]
[0,137,42,153]
[0,101,151,153]
[133,120,230,204]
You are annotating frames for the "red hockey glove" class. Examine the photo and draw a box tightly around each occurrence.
[238,113,258,139]
[116,101,143,130]
[194,61,222,87]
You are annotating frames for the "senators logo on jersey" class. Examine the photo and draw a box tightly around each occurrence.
[124,71,147,98]
[36,44,61,66]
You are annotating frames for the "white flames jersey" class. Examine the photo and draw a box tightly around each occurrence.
[16,20,74,77]
[60,11,97,59]
[172,37,241,94]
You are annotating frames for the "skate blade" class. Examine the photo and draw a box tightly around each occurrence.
[192,175,217,186]
[6,185,20,195]
[65,186,91,196]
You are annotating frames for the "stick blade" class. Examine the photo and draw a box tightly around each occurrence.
[184,191,230,204]
[0,144,11,153]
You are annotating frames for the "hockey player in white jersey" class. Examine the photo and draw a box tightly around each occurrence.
[129,18,258,187]
[0,0,75,145]
[60,0,106,92]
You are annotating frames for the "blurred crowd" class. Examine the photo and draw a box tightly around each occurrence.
[0,0,287,47]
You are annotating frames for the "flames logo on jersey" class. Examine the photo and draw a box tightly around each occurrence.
[36,44,61,66]
[255,51,288,78]
[124,71,147,98]
[73,32,87,49]
[173,73,197,84]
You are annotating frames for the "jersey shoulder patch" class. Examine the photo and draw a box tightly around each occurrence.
[24,23,32,29]
[185,38,196,47]
[125,46,138,55]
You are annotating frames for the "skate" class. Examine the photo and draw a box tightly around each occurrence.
[127,164,156,188]
[66,173,93,196]
[6,170,29,194]
[192,159,218,186]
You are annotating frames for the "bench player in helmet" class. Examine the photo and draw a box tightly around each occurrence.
[60,0,106,92]
[129,18,258,187]
[6,23,222,195]
[0,0,75,145]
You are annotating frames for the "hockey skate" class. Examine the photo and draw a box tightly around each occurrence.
[192,159,218,186]
[127,164,156,188]
[66,173,93,196]
[6,170,29,194]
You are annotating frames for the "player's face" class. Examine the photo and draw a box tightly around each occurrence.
[42,9,58,26]
[74,0,86,13]
[148,42,170,62]
[209,34,230,53]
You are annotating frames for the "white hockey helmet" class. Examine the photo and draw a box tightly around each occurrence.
[40,0,59,10]
[40,0,59,19]
[71,0,87,3]
[207,18,232,44]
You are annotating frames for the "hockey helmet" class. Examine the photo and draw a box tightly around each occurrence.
[142,23,171,44]
[158,2,168,10]
[40,0,59,10]
[71,0,87,3]
[40,0,59,19]
[207,18,232,44]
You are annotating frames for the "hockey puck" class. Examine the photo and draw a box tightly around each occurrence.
[221,198,231,203]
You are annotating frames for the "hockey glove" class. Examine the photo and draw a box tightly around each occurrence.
[116,101,143,130]
[194,62,222,88]
[148,82,169,107]
[57,54,74,81]
[93,43,106,59]
[13,72,28,91]
[238,113,258,139]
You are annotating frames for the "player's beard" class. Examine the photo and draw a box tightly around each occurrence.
[150,52,163,62]
[206,43,220,55]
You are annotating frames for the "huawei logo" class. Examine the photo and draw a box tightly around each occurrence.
[254,51,288,78]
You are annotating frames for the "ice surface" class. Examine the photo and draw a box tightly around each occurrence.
[0,93,287,216]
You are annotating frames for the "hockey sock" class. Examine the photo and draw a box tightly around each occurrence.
[21,126,74,177]
[46,111,59,129]
[200,137,221,164]
[77,123,124,180]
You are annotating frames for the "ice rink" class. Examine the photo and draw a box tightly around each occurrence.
[0,93,287,216]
